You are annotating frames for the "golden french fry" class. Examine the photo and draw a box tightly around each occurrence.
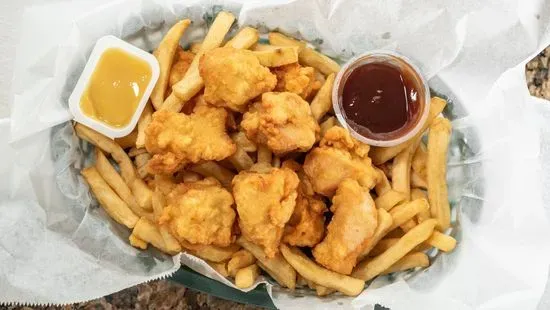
[228,146,254,171]
[151,188,165,221]
[189,161,235,189]
[352,219,437,281]
[268,32,339,75]
[133,217,181,255]
[374,168,392,196]
[249,163,273,174]
[319,116,337,138]
[164,12,235,112]
[427,117,452,231]
[136,103,153,148]
[208,261,229,277]
[231,131,257,152]
[252,43,278,51]
[81,167,139,229]
[374,189,407,211]
[316,285,335,297]
[237,237,296,289]
[310,73,335,121]
[412,142,427,178]
[95,149,150,218]
[182,241,241,262]
[115,130,137,149]
[228,249,257,277]
[411,170,428,190]
[389,198,430,231]
[400,219,417,233]
[253,47,299,67]
[257,145,272,165]
[134,152,151,179]
[129,234,147,249]
[76,124,153,210]
[189,42,202,53]
[280,244,364,296]
[380,252,429,275]
[224,27,259,49]
[151,19,191,110]
[392,140,418,200]
[426,231,456,252]
[411,189,430,223]
[268,32,306,51]
[128,147,147,157]
[180,171,202,182]
[159,225,182,254]
[358,209,393,260]
[370,97,447,165]
[369,238,399,257]
[235,264,260,288]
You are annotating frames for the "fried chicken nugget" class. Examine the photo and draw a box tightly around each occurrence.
[312,179,378,275]
[169,49,195,87]
[145,106,236,174]
[232,167,300,258]
[241,92,319,155]
[272,63,321,100]
[199,47,277,112]
[303,127,379,197]
[159,178,236,246]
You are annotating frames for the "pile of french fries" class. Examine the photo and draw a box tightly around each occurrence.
[76,11,456,297]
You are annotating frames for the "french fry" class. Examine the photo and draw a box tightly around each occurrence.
[427,117,452,231]
[136,103,153,148]
[237,237,296,289]
[180,171,202,182]
[257,145,272,165]
[426,231,456,252]
[150,19,191,110]
[189,161,235,189]
[231,131,257,152]
[252,43,278,51]
[411,170,428,190]
[228,249,257,277]
[81,167,139,229]
[280,244,364,296]
[128,147,147,157]
[357,209,393,260]
[412,142,428,178]
[182,241,241,262]
[319,116,337,138]
[208,261,229,277]
[352,219,437,281]
[268,32,306,51]
[164,12,235,112]
[310,73,335,122]
[129,234,147,249]
[388,198,430,231]
[391,140,418,200]
[159,225,182,254]
[380,252,429,275]
[400,219,417,233]
[411,188,430,223]
[115,130,137,149]
[235,264,260,288]
[76,124,153,210]
[369,238,399,257]
[133,217,181,255]
[249,163,273,174]
[253,47,299,67]
[134,152,151,179]
[151,188,165,221]
[374,189,407,211]
[95,149,150,218]
[224,26,259,49]
[370,97,447,165]
[374,167,392,196]
[228,146,254,171]
[268,32,340,75]
[189,41,202,53]
[272,157,281,168]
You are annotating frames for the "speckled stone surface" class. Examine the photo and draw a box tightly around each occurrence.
[1,47,548,310]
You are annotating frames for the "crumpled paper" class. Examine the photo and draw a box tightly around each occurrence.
[2,0,550,309]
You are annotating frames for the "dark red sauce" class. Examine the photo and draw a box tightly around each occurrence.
[341,62,422,140]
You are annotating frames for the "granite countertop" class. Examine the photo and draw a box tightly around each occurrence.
[1,47,548,310]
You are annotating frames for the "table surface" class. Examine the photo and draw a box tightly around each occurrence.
[1,1,549,309]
